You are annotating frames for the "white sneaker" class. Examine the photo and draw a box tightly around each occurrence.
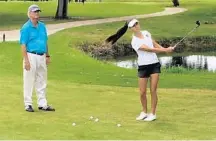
[143,113,156,121]
[136,112,147,120]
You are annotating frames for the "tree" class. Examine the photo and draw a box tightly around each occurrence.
[172,0,180,7]
[55,0,69,19]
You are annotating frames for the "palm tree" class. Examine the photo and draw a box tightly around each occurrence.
[55,0,69,19]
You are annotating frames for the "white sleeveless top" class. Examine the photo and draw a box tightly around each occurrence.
[131,30,159,66]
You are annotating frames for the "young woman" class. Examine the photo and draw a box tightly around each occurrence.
[105,19,174,121]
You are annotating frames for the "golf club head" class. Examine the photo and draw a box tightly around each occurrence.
[174,21,201,49]
[196,20,201,27]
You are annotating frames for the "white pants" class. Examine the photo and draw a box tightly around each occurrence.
[23,53,48,108]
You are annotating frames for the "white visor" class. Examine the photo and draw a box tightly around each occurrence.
[128,19,139,28]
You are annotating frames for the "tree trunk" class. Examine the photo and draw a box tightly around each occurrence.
[172,0,180,7]
[55,0,68,19]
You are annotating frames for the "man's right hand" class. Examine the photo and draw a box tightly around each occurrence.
[24,61,31,71]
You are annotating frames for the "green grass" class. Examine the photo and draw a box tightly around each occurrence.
[0,77,216,139]
[0,0,216,139]
[64,0,216,42]
[1,34,216,90]
[142,0,216,38]
[0,1,164,30]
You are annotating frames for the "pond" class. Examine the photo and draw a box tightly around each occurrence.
[114,55,216,72]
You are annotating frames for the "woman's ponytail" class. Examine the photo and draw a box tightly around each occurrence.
[105,21,129,45]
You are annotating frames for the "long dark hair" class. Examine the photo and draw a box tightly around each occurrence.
[105,21,129,45]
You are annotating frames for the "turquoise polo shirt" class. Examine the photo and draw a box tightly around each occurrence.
[20,19,48,54]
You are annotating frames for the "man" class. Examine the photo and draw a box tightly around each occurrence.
[19,4,55,112]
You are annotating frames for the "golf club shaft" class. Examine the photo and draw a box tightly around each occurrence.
[174,25,199,48]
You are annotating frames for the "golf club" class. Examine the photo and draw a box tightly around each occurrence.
[174,20,201,49]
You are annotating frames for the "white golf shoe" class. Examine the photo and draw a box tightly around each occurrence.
[136,112,147,120]
[143,113,156,121]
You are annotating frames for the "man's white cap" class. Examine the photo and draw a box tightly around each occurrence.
[28,4,41,12]
[128,19,139,28]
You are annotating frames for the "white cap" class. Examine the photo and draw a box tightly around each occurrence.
[28,4,41,12]
[128,19,139,28]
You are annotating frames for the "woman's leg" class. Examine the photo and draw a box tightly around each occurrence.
[149,73,159,115]
[136,77,149,120]
[139,78,148,113]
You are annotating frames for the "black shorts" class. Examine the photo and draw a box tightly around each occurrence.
[138,62,161,78]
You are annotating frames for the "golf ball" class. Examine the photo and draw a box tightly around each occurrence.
[72,123,76,126]
[117,124,121,127]
[90,116,94,120]
[95,118,99,122]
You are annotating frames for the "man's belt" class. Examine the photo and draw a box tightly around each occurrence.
[27,51,44,56]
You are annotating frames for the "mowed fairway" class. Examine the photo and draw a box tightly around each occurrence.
[0,1,164,30]
[0,39,216,139]
[0,0,216,140]
[0,76,216,139]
